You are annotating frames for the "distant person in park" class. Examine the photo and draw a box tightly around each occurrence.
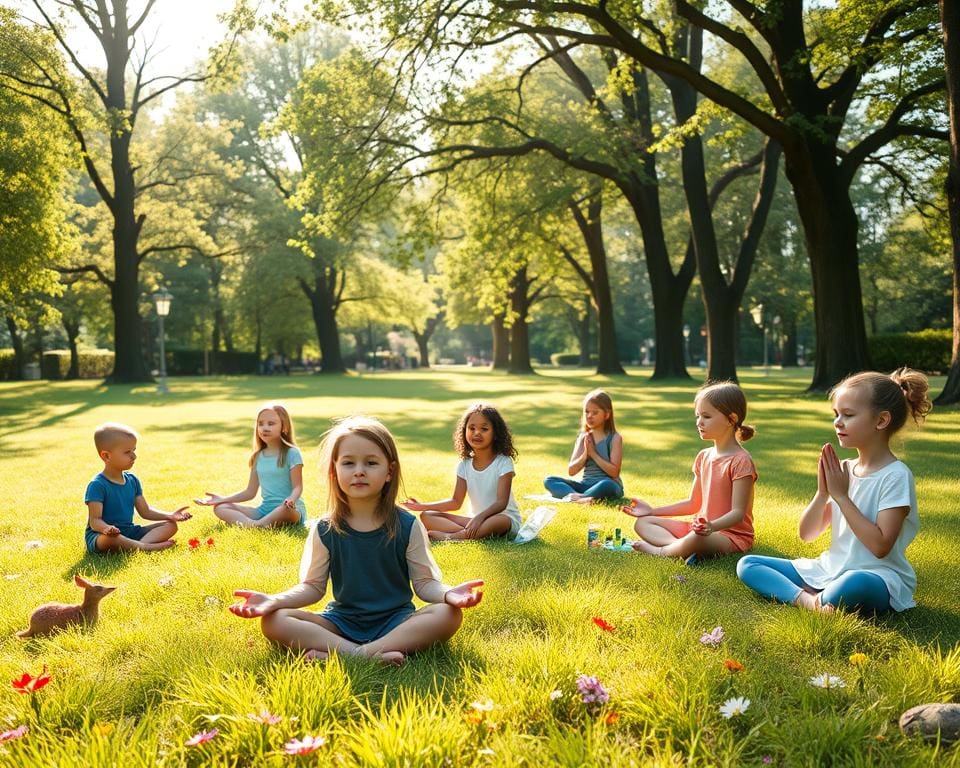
[194,403,305,527]
[623,382,758,563]
[738,369,931,613]
[229,416,483,665]
[84,423,191,553]
[543,388,624,503]
[403,403,522,541]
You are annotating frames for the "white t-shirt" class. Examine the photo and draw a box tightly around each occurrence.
[792,459,918,611]
[456,455,522,529]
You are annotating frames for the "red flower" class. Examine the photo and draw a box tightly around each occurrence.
[592,616,616,633]
[188,538,200,549]
[12,666,50,694]
[723,658,745,673]
[206,537,215,548]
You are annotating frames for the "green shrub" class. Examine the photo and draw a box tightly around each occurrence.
[41,349,115,379]
[550,352,597,367]
[868,329,952,374]
[0,348,17,380]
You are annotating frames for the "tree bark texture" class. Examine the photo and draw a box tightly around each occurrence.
[937,0,960,405]
[567,193,625,374]
[299,267,346,374]
[508,265,536,374]
[491,313,510,369]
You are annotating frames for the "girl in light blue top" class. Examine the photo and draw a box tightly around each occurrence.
[195,402,306,527]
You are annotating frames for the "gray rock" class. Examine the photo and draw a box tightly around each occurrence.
[900,703,960,744]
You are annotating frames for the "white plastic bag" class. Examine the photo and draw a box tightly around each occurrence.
[512,505,558,544]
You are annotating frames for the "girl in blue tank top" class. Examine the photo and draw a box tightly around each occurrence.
[194,402,306,527]
[544,389,624,502]
[229,416,484,665]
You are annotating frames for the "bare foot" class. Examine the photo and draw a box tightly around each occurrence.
[428,530,452,541]
[631,540,662,556]
[795,591,834,613]
[303,649,329,662]
[142,540,175,551]
[369,650,406,666]
[572,496,594,505]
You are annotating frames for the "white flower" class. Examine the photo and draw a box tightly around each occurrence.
[24,540,43,550]
[204,596,220,606]
[158,575,174,587]
[469,699,495,712]
[477,748,496,756]
[548,690,563,701]
[809,673,846,689]
[719,696,750,719]
[4,574,22,580]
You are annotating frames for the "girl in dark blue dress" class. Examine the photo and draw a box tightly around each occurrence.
[230,416,484,665]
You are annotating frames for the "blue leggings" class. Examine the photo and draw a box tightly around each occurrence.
[544,476,623,500]
[736,554,890,612]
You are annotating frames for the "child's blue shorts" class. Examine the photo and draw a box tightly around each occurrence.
[84,523,153,554]
[317,606,416,644]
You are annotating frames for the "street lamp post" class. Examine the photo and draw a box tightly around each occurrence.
[750,304,768,376]
[682,324,691,367]
[153,290,172,395]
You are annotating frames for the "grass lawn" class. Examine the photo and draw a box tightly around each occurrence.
[1,367,958,767]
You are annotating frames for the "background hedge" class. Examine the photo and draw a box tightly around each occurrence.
[41,349,115,379]
[868,329,952,374]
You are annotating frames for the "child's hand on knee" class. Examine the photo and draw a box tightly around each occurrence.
[622,498,652,517]
[229,590,276,618]
[444,580,484,608]
[402,498,426,512]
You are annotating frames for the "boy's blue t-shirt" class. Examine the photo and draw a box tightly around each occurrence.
[84,471,142,529]
[256,446,306,514]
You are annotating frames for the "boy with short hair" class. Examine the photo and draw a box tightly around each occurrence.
[85,422,191,553]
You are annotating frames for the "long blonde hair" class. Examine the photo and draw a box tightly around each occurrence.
[249,402,298,468]
[320,416,402,538]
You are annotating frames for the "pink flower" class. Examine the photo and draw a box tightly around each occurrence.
[284,735,327,755]
[185,729,219,746]
[247,710,282,726]
[592,616,616,633]
[0,725,27,743]
[575,674,610,705]
[699,626,725,648]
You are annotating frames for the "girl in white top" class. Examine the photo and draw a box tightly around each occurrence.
[194,403,306,527]
[737,368,932,613]
[404,403,522,541]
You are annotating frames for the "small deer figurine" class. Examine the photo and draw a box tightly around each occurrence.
[16,574,116,638]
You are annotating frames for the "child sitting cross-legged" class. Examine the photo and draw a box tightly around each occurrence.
[84,422,191,553]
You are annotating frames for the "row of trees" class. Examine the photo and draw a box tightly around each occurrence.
[0,1,957,400]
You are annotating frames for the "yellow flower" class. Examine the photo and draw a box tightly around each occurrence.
[849,653,869,667]
[92,722,114,737]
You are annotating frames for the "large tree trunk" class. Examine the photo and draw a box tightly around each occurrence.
[669,27,781,383]
[508,266,535,374]
[5,317,23,380]
[299,269,346,374]
[785,148,870,390]
[64,318,81,379]
[567,192,625,375]
[491,313,509,370]
[413,314,440,368]
[937,0,960,405]
[781,314,799,367]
